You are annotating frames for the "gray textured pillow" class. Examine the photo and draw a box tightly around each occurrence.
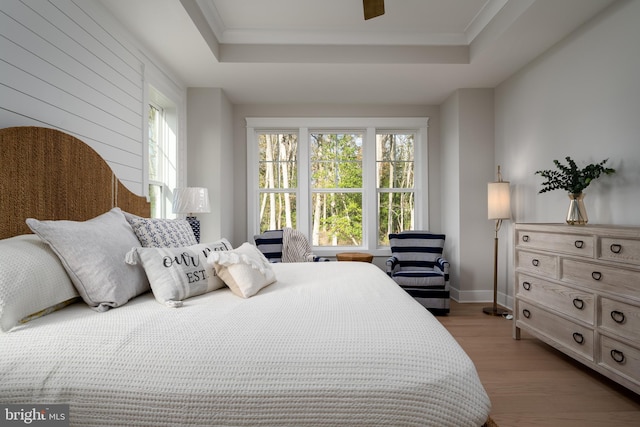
[26,208,150,312]
[0,234,79,332]
[125,216,197,248]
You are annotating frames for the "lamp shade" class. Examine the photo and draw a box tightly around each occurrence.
[487,181,511,220]
[173,187,211,214]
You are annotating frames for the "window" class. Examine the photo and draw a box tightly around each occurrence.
[147,86,178,218]
[376,132,415,245]
[247,118,428,255]
[148,104,163,218]
[310,132,363,246]
[258,132,298,230]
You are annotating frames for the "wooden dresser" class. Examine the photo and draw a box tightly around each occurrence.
[514,223,640,395]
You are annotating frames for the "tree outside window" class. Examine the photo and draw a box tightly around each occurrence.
[258,133,298,231]
[310,132,363,246]
[148,104,163,218]
[377,133,415,246]
[148,87,178,219]
[248,117,427,254]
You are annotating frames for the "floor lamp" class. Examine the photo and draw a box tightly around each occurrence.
[173,187,211,243]
[483,166,511,316]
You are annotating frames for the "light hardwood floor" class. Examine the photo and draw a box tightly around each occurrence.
[439,301,640,427]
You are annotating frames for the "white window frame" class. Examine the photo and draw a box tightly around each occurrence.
[247,117,429,256]
[147,85,180,219]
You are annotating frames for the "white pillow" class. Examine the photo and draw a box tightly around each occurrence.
[126,239,233,307]
[207,242,277,298]
[0,234,79,332]
[126,216,197,248]
[26,208,150,312]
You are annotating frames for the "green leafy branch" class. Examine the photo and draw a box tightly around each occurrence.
[535,157,615,194]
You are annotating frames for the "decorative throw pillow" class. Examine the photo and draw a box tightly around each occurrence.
[0,234,79,332]
[207,242,277,298]
[126,239,233,307]
[125,216,197,248]
[26,208,150,312]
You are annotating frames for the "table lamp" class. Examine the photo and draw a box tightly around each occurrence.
[173,187,210,243]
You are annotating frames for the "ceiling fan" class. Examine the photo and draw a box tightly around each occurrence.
[363,0,385,20]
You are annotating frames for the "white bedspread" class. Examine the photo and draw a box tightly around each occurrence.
[0,262,490,426]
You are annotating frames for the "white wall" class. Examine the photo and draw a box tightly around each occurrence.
[441,89,496,303]
[0,0,186,196]
[495,0,640,307]
[186,88,234,244]
[440,93,462,296]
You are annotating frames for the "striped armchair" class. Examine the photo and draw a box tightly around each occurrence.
[253,229,329,263]
[387,231,450,315]
[253,229,285,262]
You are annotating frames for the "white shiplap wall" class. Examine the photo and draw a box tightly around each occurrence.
[0,0,146,194]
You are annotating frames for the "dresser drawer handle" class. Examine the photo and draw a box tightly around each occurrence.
[522,235,530,242]
[532,259,540,267]
[611,310,626,324]
[591,271,602,281]
[522,309,531,319]
[610,349,625,364]
[610,244,622,254]
[522,281,531,291]
[572,332,585,345]
[572,298,585,310]
[574,240,584,249]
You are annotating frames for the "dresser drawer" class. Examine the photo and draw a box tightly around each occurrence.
[516,229,594,257]
[561,259,640,300]
[600,335,640,385]
[516,250,558,279]
[599,237,640,265]
[517,301,594,360]
[600,298,640,342]
[516,273,594,325]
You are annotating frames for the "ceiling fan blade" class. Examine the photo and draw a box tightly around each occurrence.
[363,0,385,20]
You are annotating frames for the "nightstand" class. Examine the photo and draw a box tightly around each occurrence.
[336,252,374,263]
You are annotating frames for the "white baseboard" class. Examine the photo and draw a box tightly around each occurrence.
[450,287,513,310]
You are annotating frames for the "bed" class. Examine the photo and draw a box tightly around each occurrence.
[0,126,491,426]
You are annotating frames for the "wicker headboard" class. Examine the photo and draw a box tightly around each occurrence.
[0,126,150,239]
